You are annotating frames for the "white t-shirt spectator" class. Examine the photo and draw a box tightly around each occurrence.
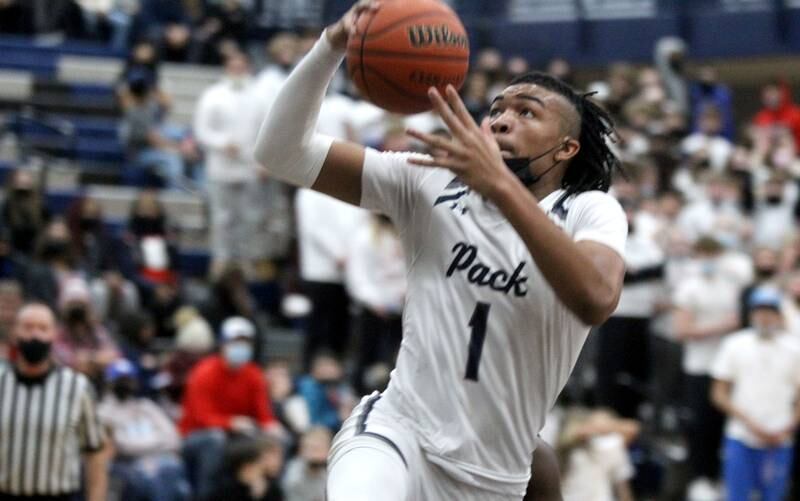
[676,199,746,248]
[295,189,368,284]
[680,133,733,171]
[711,330,800,447]
[561,434,634,501]
[752,184,798,248]
[345,222,407,314]
[194,77,262,183]
[673,260,751,375]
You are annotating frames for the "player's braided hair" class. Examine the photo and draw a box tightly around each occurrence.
[508,72,621,196]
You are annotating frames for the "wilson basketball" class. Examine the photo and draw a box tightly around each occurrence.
[346,0,470,114]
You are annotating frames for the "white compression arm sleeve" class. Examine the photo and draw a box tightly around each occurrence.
[254,31,343,187]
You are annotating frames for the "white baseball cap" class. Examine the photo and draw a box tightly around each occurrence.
[220,316,256,342]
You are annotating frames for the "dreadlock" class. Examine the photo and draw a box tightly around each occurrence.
[508,72,621,197]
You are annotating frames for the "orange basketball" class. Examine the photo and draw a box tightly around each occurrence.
[346,0,470,114]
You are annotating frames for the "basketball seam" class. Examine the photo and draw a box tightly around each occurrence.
[359,9,379,104]
[362,65,431,105]
[362,10,461,41]
[347,49,469,62]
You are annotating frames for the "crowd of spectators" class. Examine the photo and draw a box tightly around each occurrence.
[3,1,800,500]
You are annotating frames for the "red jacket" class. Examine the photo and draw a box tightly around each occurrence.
[179,355,276,435]
[753,83,800,147]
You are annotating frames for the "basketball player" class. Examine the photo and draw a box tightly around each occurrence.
[254,1,627,498]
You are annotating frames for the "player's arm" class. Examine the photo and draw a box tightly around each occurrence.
[253,1,377,206]
[524,439,563,501]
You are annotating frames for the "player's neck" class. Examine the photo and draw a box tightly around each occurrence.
[528,178,562,202]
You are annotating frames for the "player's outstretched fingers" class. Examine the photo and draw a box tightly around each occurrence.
[427,87,470,141]
[445,84,477,130]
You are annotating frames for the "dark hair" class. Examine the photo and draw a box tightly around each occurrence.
[508,72,621,197]
[220,436,278,476]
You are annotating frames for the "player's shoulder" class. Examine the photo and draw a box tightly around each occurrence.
[566,190,624,214]
[363,147,451,186]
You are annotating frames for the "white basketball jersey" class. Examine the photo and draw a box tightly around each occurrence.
[360,148,627,494]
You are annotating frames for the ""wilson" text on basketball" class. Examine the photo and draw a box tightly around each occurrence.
[407,24,468,49]
[409,70,465,87]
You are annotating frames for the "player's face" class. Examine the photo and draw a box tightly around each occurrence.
[488,84,573,160]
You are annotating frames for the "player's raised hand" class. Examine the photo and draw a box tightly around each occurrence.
[406,85,517,201]
[326,0,382,50]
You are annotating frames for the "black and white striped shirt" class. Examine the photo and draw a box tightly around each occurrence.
[0,363,105,496]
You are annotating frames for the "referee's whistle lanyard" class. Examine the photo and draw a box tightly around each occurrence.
[503,140,567,187]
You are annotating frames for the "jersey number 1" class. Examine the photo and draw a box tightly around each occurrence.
[465,302,491,381]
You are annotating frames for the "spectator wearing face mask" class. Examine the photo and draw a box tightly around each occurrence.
[296,352,356,433]
[690,66,735,141]
[204,435,285,501]
[0,169,50,255]
[680,105,733,172]
[740,247,781,328]
[672,236,753,499]
[711,288,800,501]
[753,80,800,148]
[255,32,298,114]
[179,316,279,499]
[752,173,798,249]
[282,427,331,501]
[99,359,190,501]
[676,172,748,248]
[66,197,139,327]
[119,69,187,189]
[53,278,120,381]
[117,311,160,397]
[194,51,268,276]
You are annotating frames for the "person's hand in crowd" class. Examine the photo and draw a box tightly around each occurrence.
[231,415,258,434]
[74,350,93,374]
[745,420,780,446]
[94,349,118,368]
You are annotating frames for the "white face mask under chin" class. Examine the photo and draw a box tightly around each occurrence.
[223,342,252,367]
[226,76,250,90]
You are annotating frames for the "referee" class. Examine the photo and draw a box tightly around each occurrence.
[0,303,109,501]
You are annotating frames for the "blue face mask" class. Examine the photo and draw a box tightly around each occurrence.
[223,342,252,368]
[700,259,717,277]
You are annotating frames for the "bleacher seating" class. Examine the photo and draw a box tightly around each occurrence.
[159,64,222,127]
